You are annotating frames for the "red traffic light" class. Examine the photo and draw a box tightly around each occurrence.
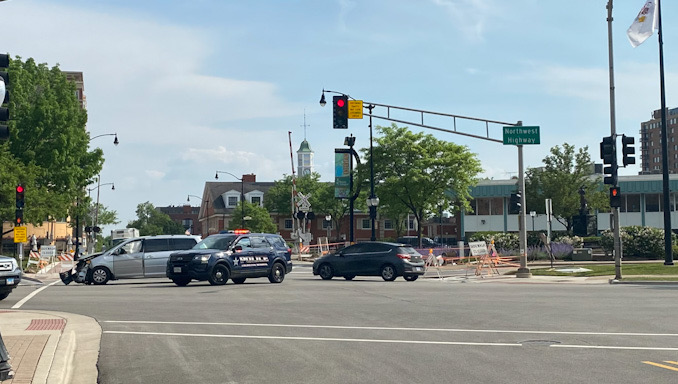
[336,99,345,108]
[611,187,619,197]
[16,185,24,193]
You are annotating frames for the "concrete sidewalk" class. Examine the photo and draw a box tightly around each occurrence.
[0,309,100,384]
[1,263,100,384]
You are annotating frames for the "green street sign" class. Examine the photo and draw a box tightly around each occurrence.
[503,126,540,145]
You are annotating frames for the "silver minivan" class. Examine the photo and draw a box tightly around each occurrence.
[84,235,201,284]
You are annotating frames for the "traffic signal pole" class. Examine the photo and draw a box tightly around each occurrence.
[606,1,622,279]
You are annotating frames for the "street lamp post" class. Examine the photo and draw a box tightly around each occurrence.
[86,176,114,253]
[325,215,332,240]
[89,133,119,145]
[215,171,245,229]
[75,133,119,258]
[530,211,536,232]
[366,196,380,241]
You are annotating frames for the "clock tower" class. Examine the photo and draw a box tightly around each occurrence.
[297,139,314,176]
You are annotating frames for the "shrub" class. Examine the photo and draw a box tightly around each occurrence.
[468,232,519,253]
[600,226,677,259]
[554,235,583,248]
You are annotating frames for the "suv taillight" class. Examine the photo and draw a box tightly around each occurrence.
[397,253,411,260]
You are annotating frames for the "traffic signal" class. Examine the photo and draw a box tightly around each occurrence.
[610,186,622,208]
[0,53,9,141]
[622,134,636,167]
[333,95,348,129]
[15,184,24,225]
[600,135,617,185]
[509,192,521,214]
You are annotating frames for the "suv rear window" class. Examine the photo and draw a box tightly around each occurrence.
[171,238,198,250]
[267,235,287,248]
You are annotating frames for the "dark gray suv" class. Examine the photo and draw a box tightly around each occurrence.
[313,242,425,281]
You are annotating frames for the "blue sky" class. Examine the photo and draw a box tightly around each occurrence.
[1,0,676,232]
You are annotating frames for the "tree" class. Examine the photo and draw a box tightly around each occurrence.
[228,201,277,233]
[1,56,103,225]
[367,123,483,244]
[128,202,184,236]
[525,143,607,234]
[264,173,353,240]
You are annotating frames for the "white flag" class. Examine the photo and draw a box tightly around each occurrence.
[627,0,658,47]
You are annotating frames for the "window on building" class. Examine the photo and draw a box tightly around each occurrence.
[361,219,371,229]
[182,218,193,230]
[646,194,661,212]
[251,196,262,206]
[468,199,477,215]
[625,194,641,212]
[228,196,238,207]
[284,219,293,229]
[476,198,490,215]
[322,220,332,229]
[490,197,503,215]
[384,220,393,230]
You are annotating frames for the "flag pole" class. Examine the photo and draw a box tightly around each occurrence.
[656,0,673,265]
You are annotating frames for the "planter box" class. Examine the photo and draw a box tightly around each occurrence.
[572,248,592,261]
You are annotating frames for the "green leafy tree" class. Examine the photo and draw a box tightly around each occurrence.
[366,123,483,244]
[128,202,184,236]
[264,173,324,215]
[525,143,607,234]
[1,56,103,225]
[265,174,353,239]
[311,182,351,240]
[228,201,277,233]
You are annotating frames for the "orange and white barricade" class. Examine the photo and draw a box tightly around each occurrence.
[26,251,41,272]
[58,251,75,270]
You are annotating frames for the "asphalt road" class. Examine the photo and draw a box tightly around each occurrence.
[4,265,678,383]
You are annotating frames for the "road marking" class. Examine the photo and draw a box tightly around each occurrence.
[102,330,678,351]
[12,280,60,309]
[552,345,678,351]
[102,320,678,337]
[102,330,520,347]
[642,361,678,371]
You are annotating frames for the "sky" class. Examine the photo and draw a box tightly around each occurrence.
[1,0,676,234]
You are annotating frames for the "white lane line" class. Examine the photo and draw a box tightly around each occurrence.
[103,330,678,351]
[12,280,60,309]
[553,345,678,351]
[102,320,678,338]
[102,330,520,347]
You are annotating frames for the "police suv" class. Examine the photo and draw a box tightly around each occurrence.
[166,231,292,286]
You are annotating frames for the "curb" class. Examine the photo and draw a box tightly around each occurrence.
[609,279,678,285]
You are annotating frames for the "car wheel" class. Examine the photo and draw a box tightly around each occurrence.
[344,275,355,281]
[232,277,246,284]
[208,264,230,285]
[172,277,191,286]
[380,264,397,281]
[318,264,334,280]
[268,263,285,283]
[0,292,9,301]
[91,267,111,285]
[404,275,419,282]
